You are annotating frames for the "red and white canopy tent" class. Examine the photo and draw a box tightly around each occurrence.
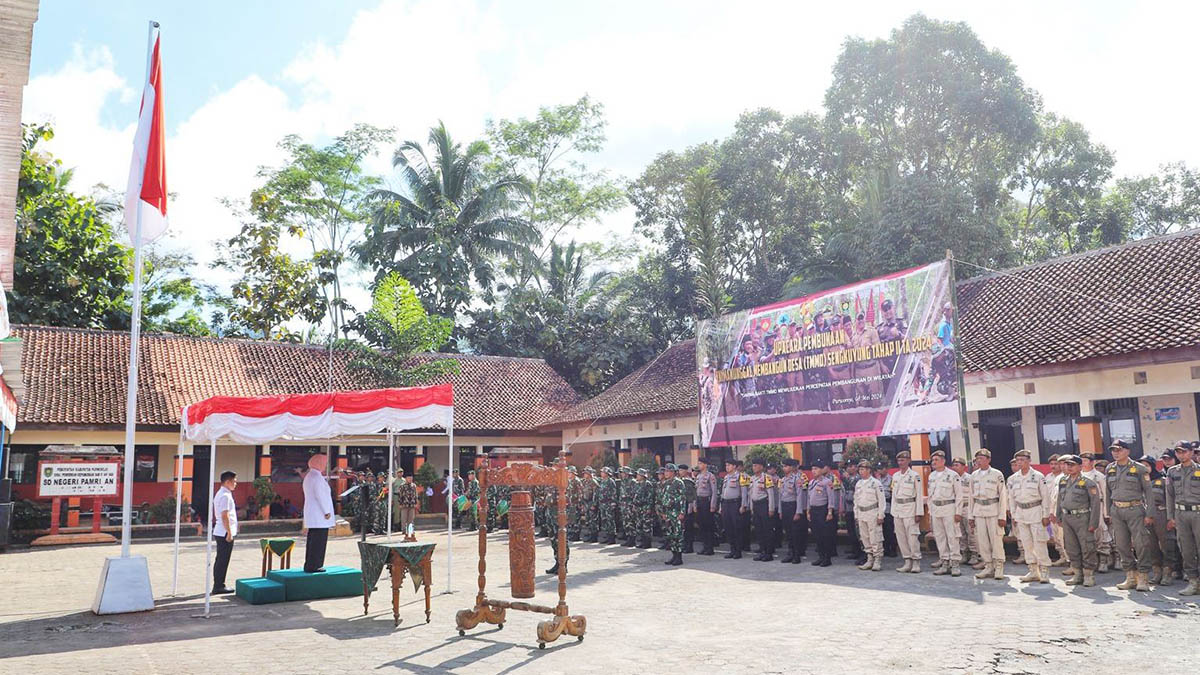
[171,384,455,617]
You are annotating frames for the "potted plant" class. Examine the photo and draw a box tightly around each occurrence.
[253,476,276,520]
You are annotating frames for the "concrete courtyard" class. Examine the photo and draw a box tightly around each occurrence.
[0,531,1196,674]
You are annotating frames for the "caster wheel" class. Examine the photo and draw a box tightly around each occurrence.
[497,623,504,630]
[538,642,545,650]
[426,619,430,624]
[458,630,465,636]
[577,636,584,642]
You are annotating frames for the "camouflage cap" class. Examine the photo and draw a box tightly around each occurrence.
[567,465,577,474]
[665,463,678,471]
[583,466,596,473]
[636,468,648,477]
[600,466,613,474]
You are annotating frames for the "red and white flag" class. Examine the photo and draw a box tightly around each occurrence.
[124,24,168,244]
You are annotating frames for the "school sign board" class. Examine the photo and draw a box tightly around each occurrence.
[696,261,962,447]
[37,462,121,498]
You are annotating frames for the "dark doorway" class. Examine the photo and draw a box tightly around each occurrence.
[978,408,1021,476]
[191,446,210,524]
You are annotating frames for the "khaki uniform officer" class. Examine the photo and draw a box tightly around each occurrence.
[891,450,925,573]
[854,460,886,572]
[970,448,1009,580]
[1166,441,1200,595]
[927,451,965,576]
[1007,449,1052,583]
[1044,454,1069,567]
[1056,455,1100,587]
[1105,440,1153,592]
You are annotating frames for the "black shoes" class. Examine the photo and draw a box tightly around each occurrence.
[211,586,234,595]
[818,558,832,567]
[698,548,714,556]
[664,552,683,566]
[780,555,793,563]
[545,563,561,575]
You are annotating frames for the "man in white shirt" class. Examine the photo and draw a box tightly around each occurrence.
[212,470,238,594]
[303,454,336,573]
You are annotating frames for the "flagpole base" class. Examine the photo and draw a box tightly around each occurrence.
[93,555,155,615]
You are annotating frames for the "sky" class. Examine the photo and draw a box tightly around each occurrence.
[22,0,1200,312]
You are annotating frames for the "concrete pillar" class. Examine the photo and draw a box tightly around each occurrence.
[1076,416,1103,459]
[688,445,701,468]
[618,446,631,467]
[786,442,803,463]
[414,445,426,472]
[474,445,486,469]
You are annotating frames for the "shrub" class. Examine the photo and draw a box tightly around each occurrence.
[414,461,440,511]
[844,437,886,468]
[589,448,619,472]
[147,496,190,524]
[744,443,789,468]
[253,476,276,516]
[12,499,50,530]
[628,452,659,474]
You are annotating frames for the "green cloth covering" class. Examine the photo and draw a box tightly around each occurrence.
[259,538,296,558]
[357,541,436,593]
[266,566,362,601]
[235,576,286,605]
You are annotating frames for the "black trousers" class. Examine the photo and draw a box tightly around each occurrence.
[781,502,799,558]
[721,498,742,553]
[739,509,753,550]
[752,499,773,555]
[811,505,835,561]
[883,513,898,556]
[304,527,329,572]
[682,510,695,551]
[213,536,234,589]
[696,498,715,551]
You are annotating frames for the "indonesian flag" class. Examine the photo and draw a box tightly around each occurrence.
[124,24,168,244]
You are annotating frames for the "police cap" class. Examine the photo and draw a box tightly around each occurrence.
[1060,454,1082,465]
[782,458,799,467]
[1109,439,1131,451]
[811,458,828,468]
[975,448,992,458]
[1014,449,1031,459]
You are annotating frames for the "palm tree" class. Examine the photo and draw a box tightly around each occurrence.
[360,122,539,320]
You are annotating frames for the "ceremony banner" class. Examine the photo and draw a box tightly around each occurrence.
[696,261,961,447]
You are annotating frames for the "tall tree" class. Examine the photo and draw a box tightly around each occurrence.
[1114,162,1200,238]
[1009,113,1114,261]
[251,124,393,336]
[141,248,212,336]
[680,166,729,318]
[358,122,539,325]
[485,96,625,287]
[341,272,458,385]
[10,124,132,329]
[211,213,325,340]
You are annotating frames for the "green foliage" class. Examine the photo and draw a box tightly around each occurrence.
[11,124,132,328]
[844,438,886,468]
[681,166,729,319]
[252,477,276,511]
[358,122,539,323]
[1114,162,1200,239]
[485,96,625,287]
[12,499,51,531]
[147,495,190,524]
[251,124,394,335]
[628,452,659,474]
[744,444,789,468]
[211,214,325,340]
[589,448,619,472]
[414,461,440,488]
[343,272,459,385]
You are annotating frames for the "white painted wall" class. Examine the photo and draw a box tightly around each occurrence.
[1139,393,1199,454]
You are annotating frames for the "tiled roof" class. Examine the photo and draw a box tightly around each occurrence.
[957,229,1200,372]
[546,340,697,427]
[12,325,579,431]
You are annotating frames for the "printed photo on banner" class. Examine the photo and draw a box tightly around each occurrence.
[696,260,962,447]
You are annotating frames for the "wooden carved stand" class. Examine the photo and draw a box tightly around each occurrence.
[456,451,587,649]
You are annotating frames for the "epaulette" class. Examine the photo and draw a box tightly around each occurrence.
[765,476,776,488]
[738,474,751,487]
[830,474,842,489]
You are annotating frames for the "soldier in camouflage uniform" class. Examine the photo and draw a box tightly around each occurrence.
[546,463,570,574]
[486,482,501,533]
[567,466,582,541]
[632,469,654,547]
[464,470,480,531]
[598,466,618,543]
[343,471,361,531]
[679,464,697,553]
[661,464,687,566]
[580,466,599,542]
[373,472,390,535]
[656,467,670,549]
[618,467,636,544]
[450,470,465,529]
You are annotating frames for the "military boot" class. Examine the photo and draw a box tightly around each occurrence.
[670,551,684,566]
[975,563,994,580]
[871,556,882,571]
[1050,556,1068,567]
[1061,566,1079,577]
[949,563,962,577]
[1013,553,1026,565]
[992,562,1005,580]
[1082,570,1096,587]
[1038,565,1049,583]
[857,555,873,571]
[545,563,559,575]
[1150,565,1163,585]
[1098,553,1110,573]
[909,559,921,573]
[1116,570,1137,590]
[896,559,913,573]
[1136,571,1150,592]
[1020,565,1039,583]
[1180,578,1200,595]
[1065,570,1084,585]
[933,559,951,575]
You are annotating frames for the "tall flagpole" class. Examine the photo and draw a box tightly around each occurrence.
[119,21,158,558]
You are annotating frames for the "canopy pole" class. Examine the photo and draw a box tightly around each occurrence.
[203,439,216,618]
[446,418,454,593]
[386,430,393,542]
[171,419,184,596]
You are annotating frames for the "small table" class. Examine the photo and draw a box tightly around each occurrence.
[358,541,436,626]
[260,538,296,576]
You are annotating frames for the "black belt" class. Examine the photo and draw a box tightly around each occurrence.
[1063,508,1091,516]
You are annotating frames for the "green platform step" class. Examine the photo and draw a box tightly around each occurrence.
[235,577,286,605]
[266,565,363,601]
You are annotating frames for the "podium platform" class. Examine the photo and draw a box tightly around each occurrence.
[266,566,363,601]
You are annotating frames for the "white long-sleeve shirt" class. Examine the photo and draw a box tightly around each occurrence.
[303,469,335,529]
